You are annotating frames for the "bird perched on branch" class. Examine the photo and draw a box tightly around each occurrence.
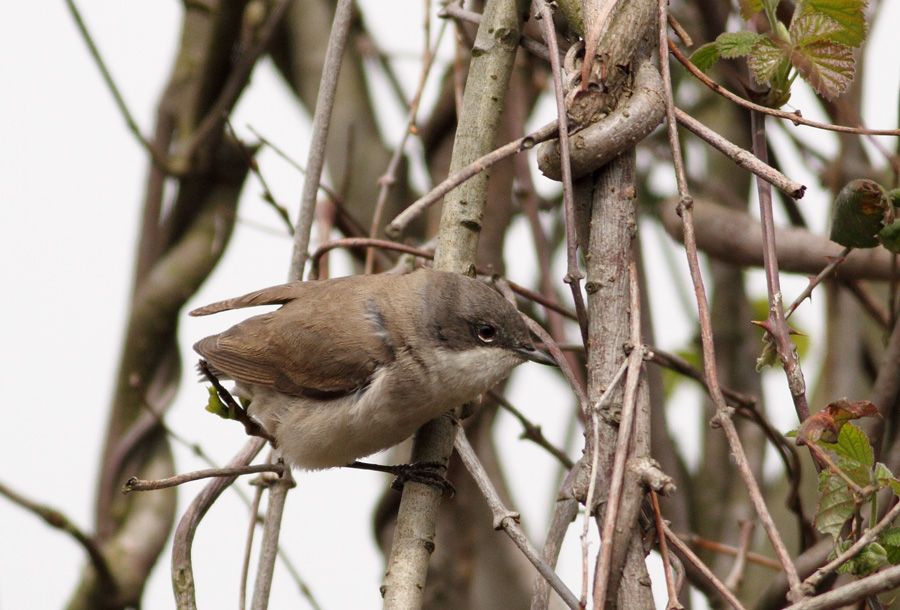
[190,268,555,472]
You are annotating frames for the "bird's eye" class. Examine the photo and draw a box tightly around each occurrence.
[476,324,497,343]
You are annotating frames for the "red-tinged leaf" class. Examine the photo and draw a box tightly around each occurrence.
[797,398,878,444]
[815,470,855,539]
[797,0,867,47]
[789,40,855,100]
[747,36,786,87]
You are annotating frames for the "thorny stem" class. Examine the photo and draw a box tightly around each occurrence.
[750,110,810,423]
[657,0,802,598]
[784,247,852,319]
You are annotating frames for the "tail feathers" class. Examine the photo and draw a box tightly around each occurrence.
[189,282,307,316]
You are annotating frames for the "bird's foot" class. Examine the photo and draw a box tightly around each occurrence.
[347,460,455,497]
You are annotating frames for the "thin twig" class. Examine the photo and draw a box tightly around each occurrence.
[784,564,900,610]
[785,247,852,319]
[522,315,589,407]
[664,523,749,610]
[239,484,264,610]
[489,390,574,468]
[593,260,644,609]
[454,426,581,610]
[658,1,802,598]
[679,533,782,570]
[650,490,684,610]
[674,107,806,199]
[724,521,755,592]
[386,121,558,237]
[668,40,900,137]
[580,358,629,605]
[365,17,448,273]
[123,464,285,493]
[0,481,116,592]
[250,470,296,610]
[289,0,355,281]
[64,0,172,173]
[248,127,342,203]
[802,499,900,595]
[534,0,589,343]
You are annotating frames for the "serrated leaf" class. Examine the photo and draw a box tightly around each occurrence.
[816,470,856,539]
[716,31,765,58]
[747,36,786,86]
[875,462,900,496]
[690,42,721,73]
[790,11,843,46]
[820,423,874,468]
[796,0,867,47]
[830,179,891,248]
[789,40,855,100]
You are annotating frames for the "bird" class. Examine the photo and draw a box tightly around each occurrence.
[190,268,555,471]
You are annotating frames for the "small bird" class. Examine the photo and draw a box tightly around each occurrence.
[190,268,554,470]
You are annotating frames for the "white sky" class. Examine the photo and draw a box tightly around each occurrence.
[1,1,898,609]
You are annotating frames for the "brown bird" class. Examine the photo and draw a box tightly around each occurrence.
[191,268,554,470]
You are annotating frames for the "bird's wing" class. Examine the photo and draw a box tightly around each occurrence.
[194,290,394,398]
[189,282,309,316]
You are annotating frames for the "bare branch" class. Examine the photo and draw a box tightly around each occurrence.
[123,464,285,493]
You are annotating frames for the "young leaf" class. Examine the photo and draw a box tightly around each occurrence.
[796,0,867,47]
[690,42,721,73]
[836,543,888,575]
[205,386,234,420]
[790,11,843,46]
[739,0,766,19]
[797,398,878,444]
[788,40,855,100]
[830,179,891,248]
[820,422,874,468]
[717,31,765,58]
[874,462,900,496]
[747,37,786,86]
[816,470,856,539]
[879,219,900,253]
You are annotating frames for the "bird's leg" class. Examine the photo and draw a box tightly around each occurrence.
[198,359,277,446]
[346,461,455,497]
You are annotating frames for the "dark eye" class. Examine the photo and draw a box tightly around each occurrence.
[476,324,497,343]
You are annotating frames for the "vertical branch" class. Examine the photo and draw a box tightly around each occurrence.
[749,110,810,422]
[381,0,528,606]
[656,0,802,599]
[289,0,354,281]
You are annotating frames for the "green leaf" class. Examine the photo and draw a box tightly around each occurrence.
[837,543,888,575]
[796,0,867,47]
[875,462,900,496]
[205,386,234,420]
[820,423,874,468]
[878,219,900,253]
[830,179,891,248]
[747,36,787,86]
[790,11,844,46]
[716,31,765,58]
[690,42,721,73]
[816,470,856,539]
[788,40,855,100]
[882,527,900,564]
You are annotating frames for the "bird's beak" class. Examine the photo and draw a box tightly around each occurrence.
[514,344,558,366]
